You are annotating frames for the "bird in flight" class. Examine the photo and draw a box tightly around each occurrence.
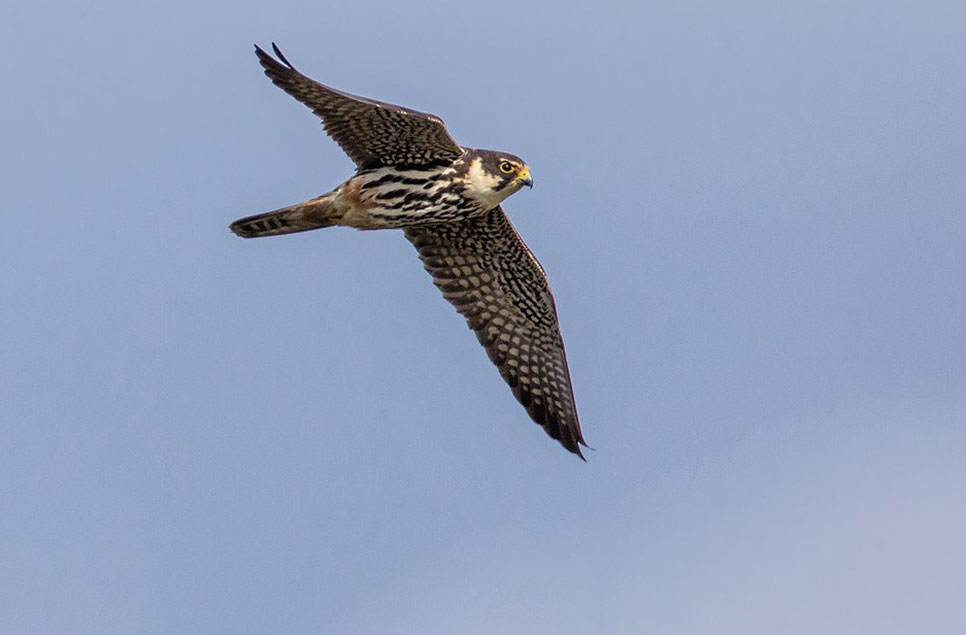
[231,44,587,457]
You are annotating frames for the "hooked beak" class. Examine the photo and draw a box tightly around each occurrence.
[518,167,533,189]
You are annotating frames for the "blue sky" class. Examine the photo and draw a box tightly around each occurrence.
[2,1,964,633]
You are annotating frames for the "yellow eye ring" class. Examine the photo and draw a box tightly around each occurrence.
[499,161,515,174]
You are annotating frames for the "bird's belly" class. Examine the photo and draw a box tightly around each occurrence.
[337,169,486,229]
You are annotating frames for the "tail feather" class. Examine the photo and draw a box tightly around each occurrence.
[230,194,343,238]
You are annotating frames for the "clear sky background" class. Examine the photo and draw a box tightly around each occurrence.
[2,1,964,633]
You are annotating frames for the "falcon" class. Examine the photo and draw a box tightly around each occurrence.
[231,44,587,457]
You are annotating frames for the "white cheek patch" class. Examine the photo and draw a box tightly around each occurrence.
[465,157,516,207]
[466,157,501,192]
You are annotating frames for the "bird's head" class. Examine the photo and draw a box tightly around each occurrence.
[460,149,533,209]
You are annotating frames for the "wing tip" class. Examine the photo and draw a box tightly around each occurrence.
[567,433,590,461]
[271,42,294,68]
[254,41,296,72]
[545,412,588,460]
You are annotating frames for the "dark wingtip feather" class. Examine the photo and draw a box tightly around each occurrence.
[271,42,294,69]
[568,431,588,460]
[253,44,274,71]
[253,43,270,64]
[546,412,587,460]
[254,42,295,75]
[229,220,254,238]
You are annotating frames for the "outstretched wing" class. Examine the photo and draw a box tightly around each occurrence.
[406,208,586,457]
[255,44,464,170]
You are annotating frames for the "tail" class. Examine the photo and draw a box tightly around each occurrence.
[230,193,344,238]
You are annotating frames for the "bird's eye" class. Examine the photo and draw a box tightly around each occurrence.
[499,161,515,174]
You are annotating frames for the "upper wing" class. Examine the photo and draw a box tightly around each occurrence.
[255,44,464,170]
[406,208,587,457]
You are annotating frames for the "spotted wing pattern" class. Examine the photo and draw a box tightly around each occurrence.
[406,207,586,456]
[255,44,464,170]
